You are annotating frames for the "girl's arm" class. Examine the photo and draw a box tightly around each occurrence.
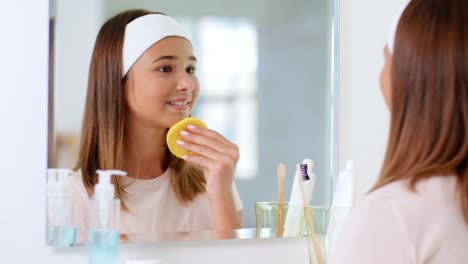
[176,124,242,230]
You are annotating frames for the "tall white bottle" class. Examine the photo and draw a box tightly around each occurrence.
[88,169,127,264]
[47,168,75,247]
[332,160,356,207]
[326,160,356,258]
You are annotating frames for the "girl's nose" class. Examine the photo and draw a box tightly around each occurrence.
[176,73,195,91]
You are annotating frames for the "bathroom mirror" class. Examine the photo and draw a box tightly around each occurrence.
[48,0,338,244]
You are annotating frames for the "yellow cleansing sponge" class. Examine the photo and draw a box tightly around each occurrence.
[166,117,207,158]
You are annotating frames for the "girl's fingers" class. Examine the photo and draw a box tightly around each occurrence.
[182,153,215,169]
[187,125,238,150]
[182,150,233,171]
[180,130,239,160]
[177,139,223,161]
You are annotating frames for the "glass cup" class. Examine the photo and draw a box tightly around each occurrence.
[304,206,351,264]
[255,202,305,238]
[255,202,351,264]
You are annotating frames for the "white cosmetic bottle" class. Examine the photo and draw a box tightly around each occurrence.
[88,169,127,264]
[331,160,356,207]
[326,160,356,257]
[46,168,76,247]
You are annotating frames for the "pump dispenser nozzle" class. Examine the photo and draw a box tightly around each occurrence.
[95,170,127,201]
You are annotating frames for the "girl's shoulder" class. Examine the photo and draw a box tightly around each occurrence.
[362,175,458,206]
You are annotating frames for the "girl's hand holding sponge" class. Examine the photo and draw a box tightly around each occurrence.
[166,117,207,158]
[166,117,239,200]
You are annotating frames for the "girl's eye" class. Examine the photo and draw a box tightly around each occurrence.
[158,66,172,73]
[186,66,196,74]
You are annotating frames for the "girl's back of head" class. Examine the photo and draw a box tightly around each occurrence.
[375,0,468,222]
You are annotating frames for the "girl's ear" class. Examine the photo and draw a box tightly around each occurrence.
[122,73,132,92]
[122,76,132,103]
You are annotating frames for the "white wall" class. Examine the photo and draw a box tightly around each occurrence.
[0,0,49,261]
[0,0,408,262]
[338,0,408,200]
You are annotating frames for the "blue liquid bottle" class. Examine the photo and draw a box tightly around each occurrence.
[88,228,120,264]
[88,169,127,264]
[47,169,77,247]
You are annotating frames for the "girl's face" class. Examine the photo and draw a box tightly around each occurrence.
[379,45,392,110]
[124,36,200,129]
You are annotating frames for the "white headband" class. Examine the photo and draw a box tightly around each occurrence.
[122,14,190,76]
[386,2,409,54]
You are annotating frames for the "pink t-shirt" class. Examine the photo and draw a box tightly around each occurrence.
[71,168,243,243]
[330,176,468,264]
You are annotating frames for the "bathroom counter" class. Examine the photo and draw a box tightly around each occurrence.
[51,236,310,264]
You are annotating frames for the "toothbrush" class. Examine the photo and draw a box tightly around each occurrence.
[283,159,316,237]
[276,163,286,237]
[299,159,316,206]
[297,164,324,264]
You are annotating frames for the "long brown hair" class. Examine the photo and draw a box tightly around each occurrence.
[75,9,205,209]
[373,0,468,223]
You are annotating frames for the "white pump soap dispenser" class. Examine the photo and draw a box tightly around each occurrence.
[88,169,127,264]
[46,168,75,247]
[94,169,127,228]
